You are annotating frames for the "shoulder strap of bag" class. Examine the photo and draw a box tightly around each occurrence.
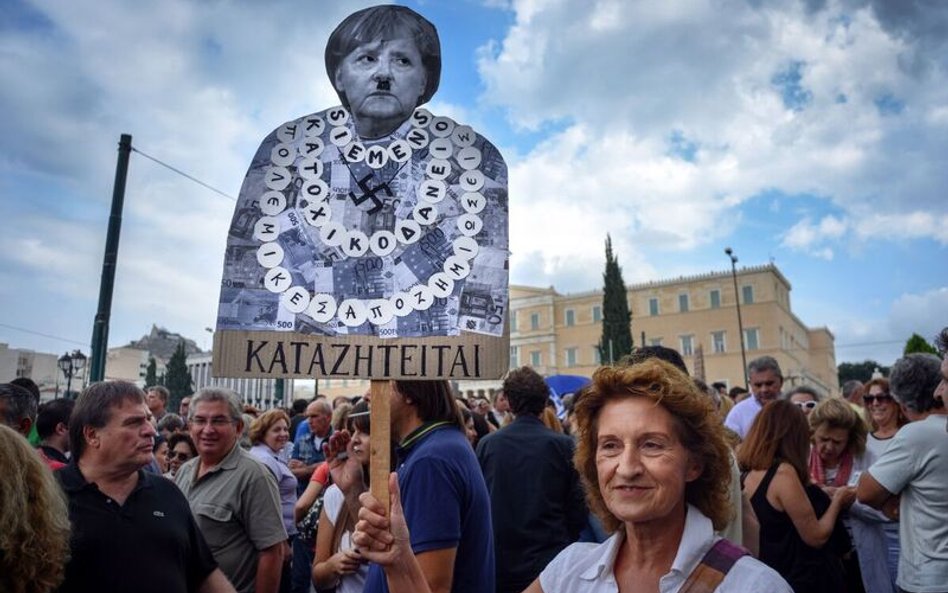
[678,538,750,593]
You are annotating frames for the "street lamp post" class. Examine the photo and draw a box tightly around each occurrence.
[724,248,748,389]
[58,350,87,399]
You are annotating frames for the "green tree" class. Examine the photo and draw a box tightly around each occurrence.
[163,341,193,412]
[598,235,633,364]
[904,333,937,355]
[837,360,889,384]
[144,356,158,387]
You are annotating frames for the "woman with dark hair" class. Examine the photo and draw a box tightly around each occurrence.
[313,400,376,593]
[164,432,197,478]
[738,400,854,592]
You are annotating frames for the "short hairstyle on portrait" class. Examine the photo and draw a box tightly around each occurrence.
[157,413,185,434]
[393,380,462,429]
[0,383,38,428]
[502,366,550,416]
[785,385,821,402]
[747,355,782,380]
[619,345,689,375]
[36,399,74,440]
[249,409,290,446]
[737,400,810,486]
[69,381,145,460]
[188,387,244,422]
[0,424,71,593]
[10,377,40,402]
[573,359,733,533]
[146,385,170,404]
[325,5,441,111]
[167,432,197,457]
[808,397,867,457]
[889,353,943,413]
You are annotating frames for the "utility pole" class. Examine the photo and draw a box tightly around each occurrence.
[725,247,748,389]
[89,134,132,382]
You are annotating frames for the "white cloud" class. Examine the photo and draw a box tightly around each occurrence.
[479,0,948,261]
[888,287,948,342]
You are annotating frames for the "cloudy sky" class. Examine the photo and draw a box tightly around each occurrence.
[1,0,945,368]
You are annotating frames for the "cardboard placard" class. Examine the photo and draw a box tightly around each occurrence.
[212,5,509,382]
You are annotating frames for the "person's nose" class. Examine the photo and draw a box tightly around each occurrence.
[615,445,644,478]
[373,59,393,81]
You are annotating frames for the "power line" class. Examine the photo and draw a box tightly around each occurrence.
[0,323,89,348]
[131,146,237,202]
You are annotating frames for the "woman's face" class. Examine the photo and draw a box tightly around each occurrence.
[350,427,370,465]
[790,392,818,416]
[595,397,701,528]
[154,441,169,473]
[813,425,850,468]
[167,442,195,475]
[464,416,477,447]
[865,384,898,430]
[264,419,290,453]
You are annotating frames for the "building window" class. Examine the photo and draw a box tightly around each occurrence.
[592,305,602,323]
[744,328,760,351]
[680,334,694,356]
[649,297,659,316]
[510,310,518,332]
[678,293,689,313]
[710,289,721,309]
[649,337,663,346]
[593,346,602,365]
[712,331,727,353]
[742,285,754,304]
[530,312,540,330]
[565,347,578,367]
[510,346,519,367]
[530,350,541,367]
[565,309,575,326]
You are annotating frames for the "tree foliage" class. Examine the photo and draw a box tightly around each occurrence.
[164,341,193,412]
[145,356,158,387]
[904,333,937,356]
[598,235,633,364]
[837,360,889,384]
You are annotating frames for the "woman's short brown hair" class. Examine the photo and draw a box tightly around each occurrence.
[248,409,290,447]
[863,378,908,432]
[737,400,810,485]
[574,359,733,533]
[808,398,868,457]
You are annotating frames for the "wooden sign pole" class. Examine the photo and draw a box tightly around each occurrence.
[369,380,391,513]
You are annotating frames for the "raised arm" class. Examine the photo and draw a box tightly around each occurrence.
[771,463,854,548]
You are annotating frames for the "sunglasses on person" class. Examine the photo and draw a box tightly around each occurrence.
[166,451,192,461]
[793,401,817,410]
[863,394,894,404]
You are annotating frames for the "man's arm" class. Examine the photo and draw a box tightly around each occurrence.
[856,471,895,511]
[414,548,457,593]
[288,461,317,480]
[254,543,284,593]
[198,568,237,593]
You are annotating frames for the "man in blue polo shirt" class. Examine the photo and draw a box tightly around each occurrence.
[362,379,494,593]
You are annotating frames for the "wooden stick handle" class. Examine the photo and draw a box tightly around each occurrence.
[369,380,391,513]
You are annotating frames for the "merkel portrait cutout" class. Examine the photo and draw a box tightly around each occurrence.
[214,5,509,380]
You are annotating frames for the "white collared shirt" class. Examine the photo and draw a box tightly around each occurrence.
[539,505,791,593]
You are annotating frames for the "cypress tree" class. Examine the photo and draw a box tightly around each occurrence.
[598,235,633,364]
[164,341,193,411]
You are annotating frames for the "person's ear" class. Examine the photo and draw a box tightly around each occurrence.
[56,421,68,437]
[334,68,345,94]
[84,425,100,448]
[685,456,703,483]
[17,417,33,438]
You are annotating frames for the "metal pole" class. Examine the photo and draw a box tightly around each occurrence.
[89,134,132,382]
[725,248,748,389]
[65,367,73,400]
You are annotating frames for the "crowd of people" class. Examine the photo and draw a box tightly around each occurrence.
[1,326,945,593]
